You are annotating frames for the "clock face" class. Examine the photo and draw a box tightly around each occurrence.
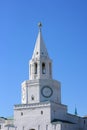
[41,86,53,98]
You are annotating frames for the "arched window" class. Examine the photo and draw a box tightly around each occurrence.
[34,63,37,74]
[42,63,46,74]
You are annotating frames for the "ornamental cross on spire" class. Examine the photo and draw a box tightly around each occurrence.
[38,22,42,31]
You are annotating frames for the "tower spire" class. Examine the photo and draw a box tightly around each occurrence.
[32,22,49,59]
[29,23,52,80]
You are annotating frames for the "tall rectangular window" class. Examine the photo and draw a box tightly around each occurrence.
[34,63,37,74]
[42,63,46,74]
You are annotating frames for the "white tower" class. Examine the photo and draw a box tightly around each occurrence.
[14,23,86,130]
[21,23,61,104]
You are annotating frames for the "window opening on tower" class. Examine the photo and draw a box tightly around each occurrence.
[42,63,46,74]
[21,112,23,116]
[34,63,37,74]
[31,95,34,101]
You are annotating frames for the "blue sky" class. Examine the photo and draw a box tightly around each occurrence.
[0,0,87,117]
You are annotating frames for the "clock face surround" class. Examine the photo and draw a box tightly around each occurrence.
[41,86,53,98]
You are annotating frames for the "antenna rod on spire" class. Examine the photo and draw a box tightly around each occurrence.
[38,22,42,31]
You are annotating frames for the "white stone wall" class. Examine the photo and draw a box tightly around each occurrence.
[51,102,67,121]
[21,80,40,104]
[14,103,51,130]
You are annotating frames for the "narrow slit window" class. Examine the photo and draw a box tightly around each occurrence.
[41,111,43,115]
[49,63,52,75]
[42,63,46,74]
[31,96,34,101]
[21,112,23,116]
